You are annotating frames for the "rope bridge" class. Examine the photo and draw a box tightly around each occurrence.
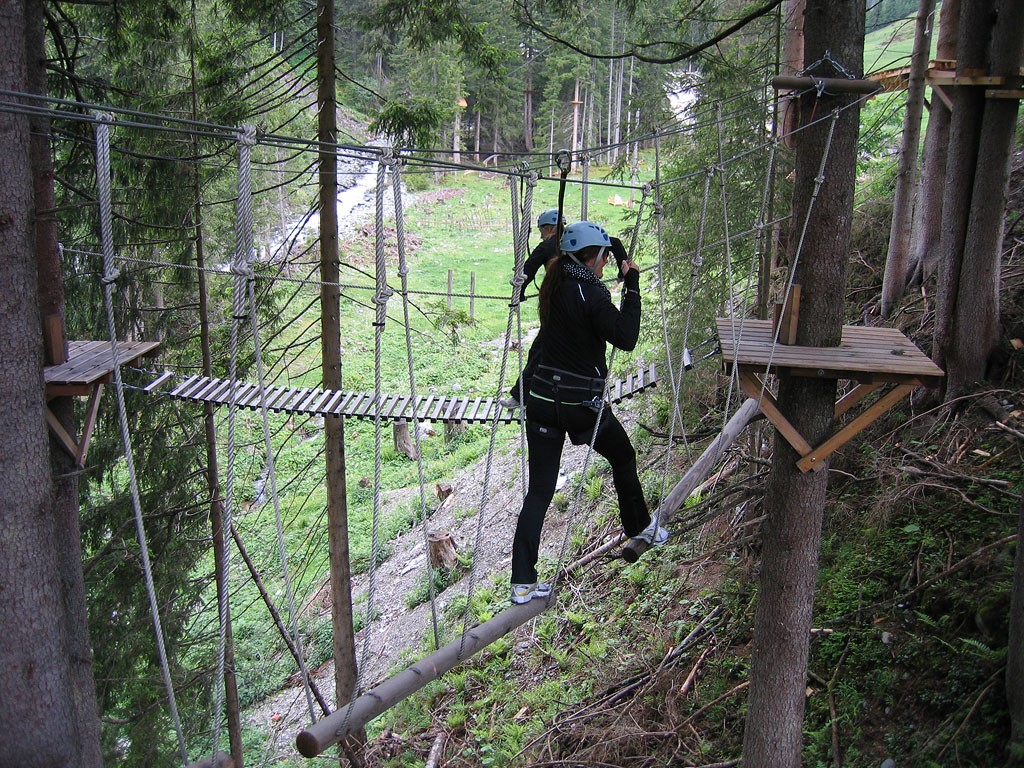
[150,364,658,424]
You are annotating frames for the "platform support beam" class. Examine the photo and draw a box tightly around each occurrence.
[295,598,550,757]
[45,383,103,467]
[622,397,761,563]
[739,370,918,473]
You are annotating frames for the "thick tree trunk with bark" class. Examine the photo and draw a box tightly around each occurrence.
[933,0,1022,399]
[742,2,864,765]
[908,0,959,287]
[1,1,101,764]
[880,0,935,317]
[316,0,359,740]
[779,0,805,146]
[1010,508,1024,751]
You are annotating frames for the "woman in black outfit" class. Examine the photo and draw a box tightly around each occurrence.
[510,221,666,604]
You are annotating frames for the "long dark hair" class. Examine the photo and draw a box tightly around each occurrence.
[538,245,599,325]
[538,254,563,325]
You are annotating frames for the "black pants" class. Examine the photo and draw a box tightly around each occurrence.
[510,393,651,584]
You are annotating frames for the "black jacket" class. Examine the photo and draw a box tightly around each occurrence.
[539,266,641,380]
[520,237,557,300]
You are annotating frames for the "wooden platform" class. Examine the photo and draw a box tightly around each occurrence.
[716,318,944,472]
[44,340,161,396]
[43,339,161,466]
[155,364,658,424]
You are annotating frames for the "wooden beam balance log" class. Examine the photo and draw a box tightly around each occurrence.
[621,398,761,563]
[295,597,551,757]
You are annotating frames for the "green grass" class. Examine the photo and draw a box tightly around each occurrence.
[198,162,664,713]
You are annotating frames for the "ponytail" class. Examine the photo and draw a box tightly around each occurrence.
[538,254,563,325]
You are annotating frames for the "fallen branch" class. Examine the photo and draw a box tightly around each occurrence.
[424,731,446,768]
[678,681,750,728]
[891,534,1018,606]
[936,668,1004,759]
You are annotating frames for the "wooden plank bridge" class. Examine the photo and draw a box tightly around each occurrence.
[152,363,658,424]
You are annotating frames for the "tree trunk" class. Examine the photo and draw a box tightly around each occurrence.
[427,531,458,569]
[443,419,466,442]
[1,0,102,763]
[523,31,534,151]
[779,0,806,147]
[393,420,418,459]
[908,0,959,287]
[742,2,864,765]
[316,0,359,748]
[942,0,1023,398]
[1009,504,1024,750]
[932,0,1020,400]
[880,0,936,317]
[189,18,243,762]
[571,78,581,153]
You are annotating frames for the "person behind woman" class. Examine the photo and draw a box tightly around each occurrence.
[510,221,667,604]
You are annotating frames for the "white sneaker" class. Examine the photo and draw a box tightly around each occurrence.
[637,520,669,545]
[511,582,552,604]
[500,395,521,410]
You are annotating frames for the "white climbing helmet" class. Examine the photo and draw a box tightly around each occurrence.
[537,208,565,228]
[560,221,610,253]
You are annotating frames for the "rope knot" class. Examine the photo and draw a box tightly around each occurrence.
[372,286,394,306]
[101,269,120,285]
[381,146,401,168]
[525,169,539,186]
[238,125,257,147]
[641,181,654,198]
[229,261,252,277]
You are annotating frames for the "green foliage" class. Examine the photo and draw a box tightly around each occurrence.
[371,99,448,149]
[405,556,472,609]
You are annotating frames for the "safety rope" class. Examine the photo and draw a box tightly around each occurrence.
[518,174,536,488]
[651,139,706,524]
[751,109,841,399]
[715,105,741,423]
[387,150,442,651]
[94,114,188,766]
[545,179,650,601]
[363,159,393,687]
[456,168,534,660]
[238,126,319,725]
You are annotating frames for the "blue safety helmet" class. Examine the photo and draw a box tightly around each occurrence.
[537,209,565,229]
[560,221,611,253]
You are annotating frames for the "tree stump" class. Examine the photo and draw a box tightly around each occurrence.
[436,482,453,502]
[393,420,418,460]
[428,531,459,569]
[444,420,467,442]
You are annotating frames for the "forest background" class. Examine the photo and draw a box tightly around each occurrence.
[2,0,1023,766]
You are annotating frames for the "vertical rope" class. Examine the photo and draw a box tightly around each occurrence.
[238,125,318,724]
[387,149,441,650]
[752,110,840,398]
[94,114,188,766]
[715,106,740,427]
[456,172,532,660]
[365,158,393,683]
[517,172,537,488]
[651,134,695,478]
